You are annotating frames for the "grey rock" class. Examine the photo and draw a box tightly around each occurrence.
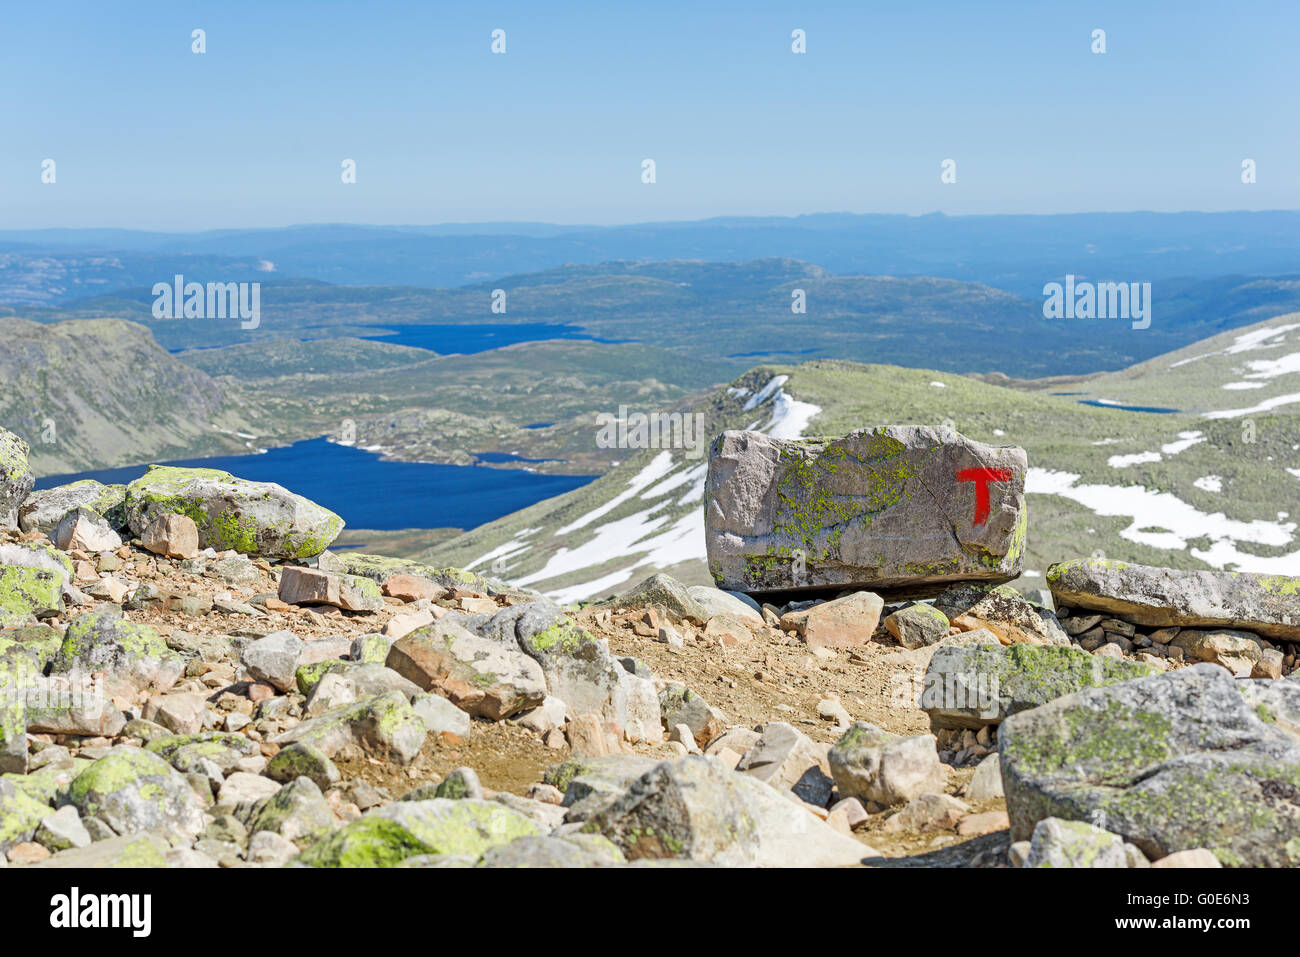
[412,693,472,738]
[884,602,951,649]
[124,464,343,559]
[269,690,427,765]
[828,721,945,807]
[295,799,540,867]
[35,805,92,852]
[1025,817,1132,868]
[477,833,625,867]
[586,755,874,866]
[735,721,835,807]
[611,573,708,623]
[1000,664,1300,866]
[1047,558,1300,642]
[245,777,336,845]
[0,427,35,529]
[658,683,722,747]
[240,629,302,692]
[32,832,169,868]
[490,793,567,832]
[51,507,123,553]
[705,426,1026,596]
[435,767,483,800]
[51,607,183,691]
[546,754,660,822]
[65,748,206,838]
[964,754,1005,800]
[934,582,1069,646]
[247,829,300,866]
[18,480,127,535]
[687,585,765,627]
[921,642,1157,730]
[264,742,341,790]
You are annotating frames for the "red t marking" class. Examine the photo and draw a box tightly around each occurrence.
[956,467,1013,527]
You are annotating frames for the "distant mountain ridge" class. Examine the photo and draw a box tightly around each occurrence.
[5,210,1300,303]
[16,260,1300,379]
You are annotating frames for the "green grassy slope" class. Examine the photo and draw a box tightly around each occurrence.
[418,314,1300,602]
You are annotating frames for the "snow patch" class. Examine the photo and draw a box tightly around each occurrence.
[1027,467,1298,571]
[743,375,789,411]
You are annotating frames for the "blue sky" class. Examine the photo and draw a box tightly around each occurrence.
[4,0,1298,229]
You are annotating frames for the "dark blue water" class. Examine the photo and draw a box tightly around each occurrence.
[1078,399,1179,414]
[361,322,632,354]
[475,451,563,464]
[33,438,593,531]
[726,348,819,358]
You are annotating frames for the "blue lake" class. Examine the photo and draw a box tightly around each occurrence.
[34,438,594,532]
[360,322,632,354]
[1077,399,1179,414]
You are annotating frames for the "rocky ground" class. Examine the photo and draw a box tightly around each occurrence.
[1,424,1298,868]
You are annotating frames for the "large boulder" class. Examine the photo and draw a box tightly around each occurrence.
[705,426,1026,596]
[65,748,206,838]
[0,565,62,626]
[921,643,1157,731]
[269,691,427,765]
[51,507,123,553]
[19,480,128,535]
[502,602,661,742]
[0,427,35,529]
[386,621,546,721]
[0,542,75,595]
[319,552,498,594]
[999,664,1300,866]
[124,465,343,559]
[51,606,182,691]
[278,566,383,612]
[933,583,1068,646]
[1047,558,1300,642]
[295,798,540,867]
[827,721,945,807]
[583,755,874,866]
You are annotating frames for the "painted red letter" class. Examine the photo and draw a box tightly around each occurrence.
[956,467,1013,527]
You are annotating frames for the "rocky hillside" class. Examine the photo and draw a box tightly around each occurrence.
[0,317,293,475]
[421,312,1300,603]
[0,423,1295,869]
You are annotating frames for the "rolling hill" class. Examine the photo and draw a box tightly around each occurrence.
[417,313,1300,603]
[14,258,1300,379]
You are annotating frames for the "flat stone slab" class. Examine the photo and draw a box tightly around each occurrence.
[1047,558,1300,642]
[705,426,1027,597]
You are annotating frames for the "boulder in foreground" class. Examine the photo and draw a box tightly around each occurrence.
[999,664,1300,866]
[124,465,343,559]
[0,427,35,530]
[1047,558,1300,642]
[705,426,1026,597]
